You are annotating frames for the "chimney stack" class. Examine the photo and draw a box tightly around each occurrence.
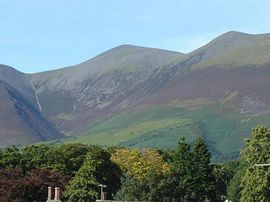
[47,186,61,202]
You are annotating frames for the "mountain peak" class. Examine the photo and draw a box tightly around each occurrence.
[108,44,184,55]
[113,44,142,49]
[220,30,250,37]
[0,64,22,74]
[189,31,270,63]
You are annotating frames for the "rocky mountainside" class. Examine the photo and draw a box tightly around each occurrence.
[1,31,270,159]
[0,65,63,147]
[30,45,184,134]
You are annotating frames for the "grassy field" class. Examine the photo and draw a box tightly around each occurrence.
[49,103,270,161]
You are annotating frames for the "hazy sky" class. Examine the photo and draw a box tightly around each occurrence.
[0,0,270,73]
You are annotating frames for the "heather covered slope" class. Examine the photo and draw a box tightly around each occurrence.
[0,65,63,147]
[31,45,184,134]
[146,32,270,109]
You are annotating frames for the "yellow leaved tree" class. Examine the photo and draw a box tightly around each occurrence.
[111,148,170,180]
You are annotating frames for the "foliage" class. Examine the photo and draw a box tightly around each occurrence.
[113,146,179,201]
[191,138,216,201]
[158,148,175,163]
[227,160,246,202]
[0,144,89,175]
[115,170,172,202]
[115,137,221,202]
[111,148,170,181]
[212,164,233,201]
[63,167,98,202]
[0,168,70,202]
[0,134,259,201]
[0,146,22,169]
[64,147,121,201]
[114,173,148,201]
[20,144,52,172]
[240,125,270,201]
[47,143,89,175]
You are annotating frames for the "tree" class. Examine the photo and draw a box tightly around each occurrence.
[1,144,90,175]
[171,137,196,201]
[240,125,270,201]
[64,146,121,201]
[20,144,52,172]
[47,143,89,175]
[111,148,170,181]
[114,173,148,201]
[0,146,22,169]
[167,137,218,202]
[0,168,70,202]
[227,161,246,202]
[191,138,215,201]
[64,167,98,202]
[212,164,232,201]
[113,148,171,201]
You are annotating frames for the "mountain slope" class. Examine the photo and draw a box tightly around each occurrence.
[0,65,63,147]
[31,45,185,134]
[186,31,270,68]
[32,32,270,160]
[1,31,270,160]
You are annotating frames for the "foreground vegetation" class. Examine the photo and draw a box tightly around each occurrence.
[0,125,270,201]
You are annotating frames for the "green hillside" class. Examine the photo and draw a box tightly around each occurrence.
[50,102,270,160]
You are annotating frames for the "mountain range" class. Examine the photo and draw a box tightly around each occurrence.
[1,31,270,160]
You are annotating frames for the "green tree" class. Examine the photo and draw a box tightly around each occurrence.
[0,146,22,169]
[240,125,270,202]
[191,138,215,201]
[64,147,121,201]
[64,171,98,202]
[171,137,195,201]
[63,152,99,202]
[47,143,89,175]
[115,174,148,201]
[115,167,171,202]
[212,164,232,201]
[17,144,89,175]
[20,144,51,172]
[227,160,246,202]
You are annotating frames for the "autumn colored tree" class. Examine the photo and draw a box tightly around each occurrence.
[112,148,171,201]
[111,148,170,180]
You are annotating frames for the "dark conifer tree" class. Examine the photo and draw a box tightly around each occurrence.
[191,138,215,201]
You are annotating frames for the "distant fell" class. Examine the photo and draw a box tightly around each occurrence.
[1,31,270,160]
[0,65,63,147]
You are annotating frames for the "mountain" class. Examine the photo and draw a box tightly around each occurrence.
[147,31,270,106]
[1,31,270,160]
[0,65,63,147]
[30,45,184,135]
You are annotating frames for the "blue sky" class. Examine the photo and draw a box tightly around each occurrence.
[0,0,270,73]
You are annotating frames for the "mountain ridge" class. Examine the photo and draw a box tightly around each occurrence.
[1,31,270,160]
